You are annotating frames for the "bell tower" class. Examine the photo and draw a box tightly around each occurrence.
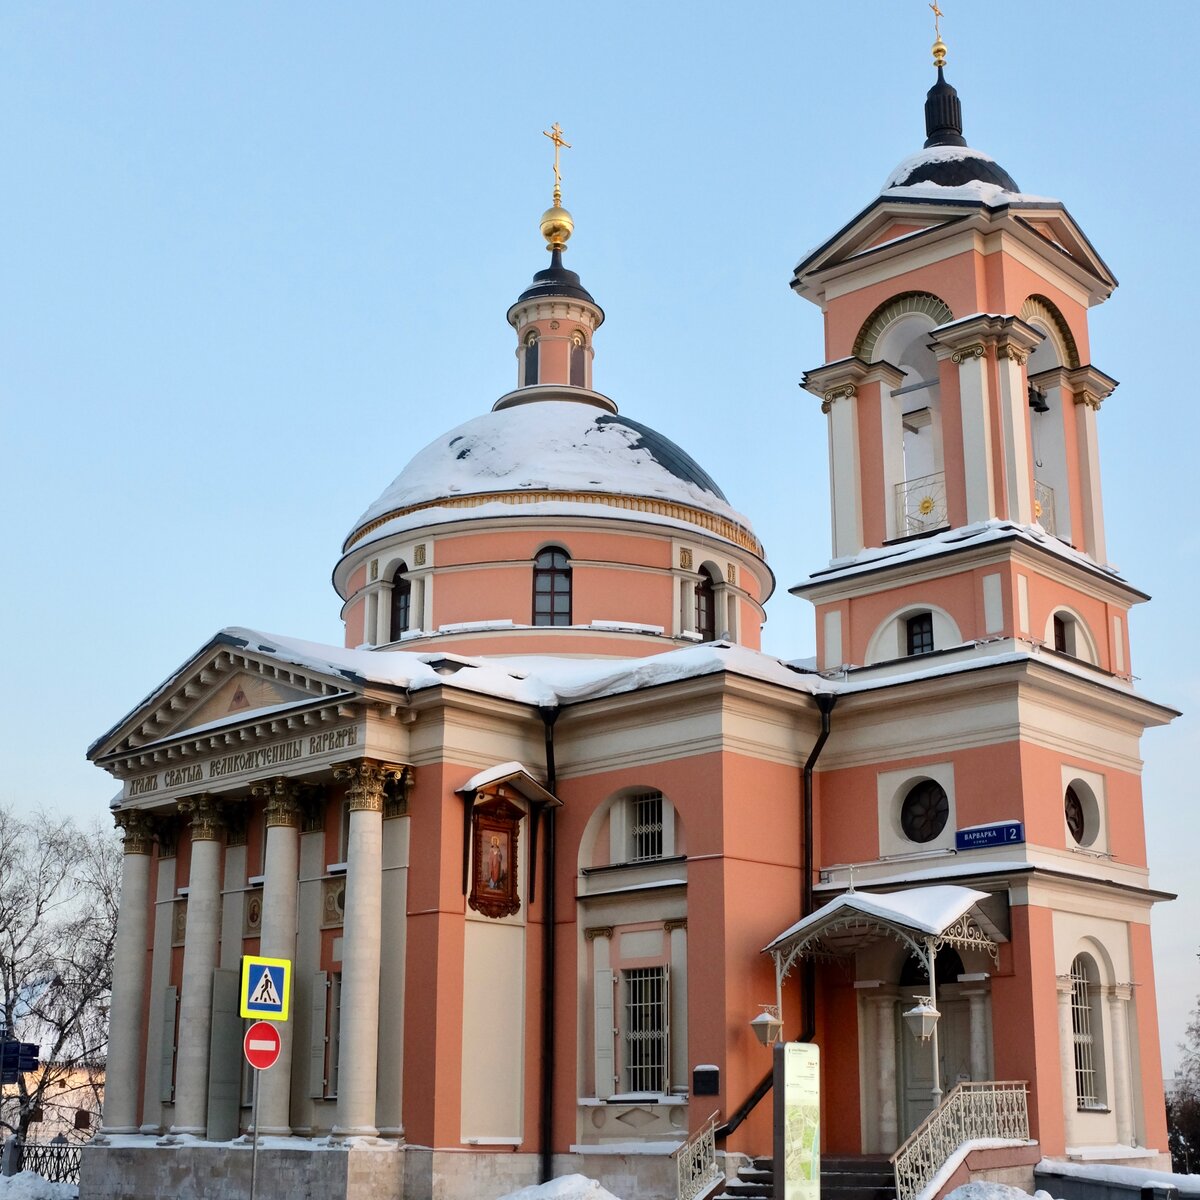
[791,33,1133,676]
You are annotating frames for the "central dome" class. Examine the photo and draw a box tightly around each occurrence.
[345,399,754,552]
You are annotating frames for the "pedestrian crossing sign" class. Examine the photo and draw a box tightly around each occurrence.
[239,955,291,1021]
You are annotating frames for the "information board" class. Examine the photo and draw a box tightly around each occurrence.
[774,1042,820,1200]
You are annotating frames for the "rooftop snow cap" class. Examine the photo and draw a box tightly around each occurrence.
[344,400,759,552]
[884,66,1019,195]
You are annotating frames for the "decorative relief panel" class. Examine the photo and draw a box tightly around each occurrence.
[243,890,263,937]
[322,877,346,929]
[171,899,189,947]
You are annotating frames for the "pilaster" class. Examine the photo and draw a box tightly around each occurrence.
[1056,973,1079,1149]
[1105,983,1136,1147]
[1068,364,1118,564]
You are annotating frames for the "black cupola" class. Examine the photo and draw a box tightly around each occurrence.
[924,67,966,148]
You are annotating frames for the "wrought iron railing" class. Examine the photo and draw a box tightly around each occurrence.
[1033,480,1056,535]
[12,1141,83,1185]
[895,472,948,536]
[890,1080,1029,1200]
[674,1109,722,1200]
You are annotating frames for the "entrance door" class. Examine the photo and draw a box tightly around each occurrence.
[898,995,971,1135]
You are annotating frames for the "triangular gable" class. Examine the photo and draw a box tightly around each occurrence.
[88,630,362,763]
[793,195,1116,305]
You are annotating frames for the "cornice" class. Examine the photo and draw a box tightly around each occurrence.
[793,528,1149,606]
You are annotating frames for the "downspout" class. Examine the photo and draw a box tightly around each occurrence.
[801,692,836,1042]
[539,706,560,1184]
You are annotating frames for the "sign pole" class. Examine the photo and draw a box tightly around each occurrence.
[249,1066,261,1200]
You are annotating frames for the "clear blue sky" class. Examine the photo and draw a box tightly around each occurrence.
[2,2,1196,1072]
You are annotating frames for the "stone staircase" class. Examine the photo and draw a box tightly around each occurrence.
[713,1154,897,1200]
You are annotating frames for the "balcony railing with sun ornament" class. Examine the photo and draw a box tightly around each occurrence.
[896,471,948,536]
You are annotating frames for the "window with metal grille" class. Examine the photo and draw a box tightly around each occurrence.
[1070,954,1106,1109]
[695,567,716,642]
[906,612,934,656]
[533,546,572,626]
[622,966,669,1093]
[628,791,664,862]
[391,563,411,640]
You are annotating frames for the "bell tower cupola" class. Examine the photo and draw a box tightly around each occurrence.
[501,123,606,408]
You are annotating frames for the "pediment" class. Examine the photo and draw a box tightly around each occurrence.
[794,195,1115,306]
[89,631,360,763]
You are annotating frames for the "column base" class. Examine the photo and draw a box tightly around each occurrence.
[331,1124,380,1139]
[168,1125,207,1138]
[252,1127,294,1138]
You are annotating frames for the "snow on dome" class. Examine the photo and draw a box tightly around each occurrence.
[881,144,1057,206]
[348,400,750,543]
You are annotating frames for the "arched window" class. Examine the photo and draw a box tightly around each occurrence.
[569,332,586,387]
[533,546,571,626]
[1070,953,1107,1110]
[523,332,540,387]
[390,563,411,640]
[694,567,716,642]
[906,611,935,656]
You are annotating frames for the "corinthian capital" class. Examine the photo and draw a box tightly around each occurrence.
[333,760,407,813]
[253,776,302,828]
[178,794,223,841]
[114,809,156,855]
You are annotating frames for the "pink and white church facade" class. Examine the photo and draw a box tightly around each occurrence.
[82,46,1177,1200]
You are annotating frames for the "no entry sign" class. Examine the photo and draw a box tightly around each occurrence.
[243,1021,282,1071]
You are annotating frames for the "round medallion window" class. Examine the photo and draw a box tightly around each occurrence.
[900,780,949,843]
[1065,784,1086,844]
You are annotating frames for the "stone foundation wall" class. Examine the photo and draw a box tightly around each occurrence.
[81,1139,679,1200]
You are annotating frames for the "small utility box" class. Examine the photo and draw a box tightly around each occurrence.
[693,1065,720,1096]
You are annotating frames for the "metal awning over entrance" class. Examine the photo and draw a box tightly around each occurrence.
[763,885,1005,985]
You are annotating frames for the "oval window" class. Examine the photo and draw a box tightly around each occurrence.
[900,779,949,843]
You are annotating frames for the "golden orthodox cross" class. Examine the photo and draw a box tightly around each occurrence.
[543,122,571,204]
[930,1,944,42]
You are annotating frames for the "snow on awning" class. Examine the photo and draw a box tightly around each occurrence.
[763,885,1004,981]
[456,761,561,808]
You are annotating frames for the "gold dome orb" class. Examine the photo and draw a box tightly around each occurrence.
[540,204,574,251]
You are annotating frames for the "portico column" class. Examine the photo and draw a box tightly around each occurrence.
[171,796,224,1137]
[1106,983,1136,1147]
[331,760,398,1137]
[252,778,301,1136]
[962,987,990,1081]
[873,994,899,1151]
[1055,973,1079,1149]
[99,811,156,1134]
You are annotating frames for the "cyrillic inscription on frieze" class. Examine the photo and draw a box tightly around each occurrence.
[123,724,360,800]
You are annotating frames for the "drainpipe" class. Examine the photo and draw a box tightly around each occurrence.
[801,693,836,1041]
[539,706,560,1184]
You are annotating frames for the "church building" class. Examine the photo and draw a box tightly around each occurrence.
[82,34,1176,1200]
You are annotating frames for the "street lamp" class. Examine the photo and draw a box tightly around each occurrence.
[750,1005,784,1047]
[902,993,943,1105]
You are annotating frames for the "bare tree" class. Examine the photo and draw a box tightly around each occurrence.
[0,807,121,1143]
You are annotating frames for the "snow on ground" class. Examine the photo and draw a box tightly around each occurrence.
[0,1172,77,1200]
[944,1187,1038,1200]
[496,1175,625,1200]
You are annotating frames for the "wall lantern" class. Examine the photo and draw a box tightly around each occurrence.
[902,995,940,1043]
[750,1005,784,1047]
